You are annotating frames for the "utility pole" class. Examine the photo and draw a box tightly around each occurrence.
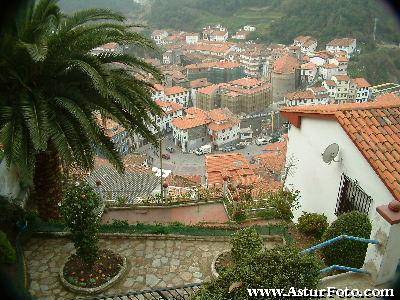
[159,134,163,202]
[271,111,274,136]
[373,17,378,42]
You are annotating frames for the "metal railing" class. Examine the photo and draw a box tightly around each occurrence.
[301,235,379,274]
[91,283,203,300]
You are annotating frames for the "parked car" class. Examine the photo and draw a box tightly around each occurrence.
[269,137,279,143]
[195,144,212,155]
[166,147,175,153]
[221,146,236,152]
[161,153,170,159]
[255,138,270,145]
[235,142,247,149]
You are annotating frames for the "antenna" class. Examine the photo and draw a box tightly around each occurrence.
[322,143,341,164]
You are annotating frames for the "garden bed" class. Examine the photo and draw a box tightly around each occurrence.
[211,250,233,278]
[60,249,127,294]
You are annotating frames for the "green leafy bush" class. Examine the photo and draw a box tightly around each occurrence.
[297,212,328,239]
[60,182,101,266]
[231,227,263,264]
[116,196,128,207]
[195,246,322,300]
[321,211,372,268]
[0,230,16,265]
[268,190,300,221]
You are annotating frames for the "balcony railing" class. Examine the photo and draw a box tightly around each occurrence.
[91,283,203,300]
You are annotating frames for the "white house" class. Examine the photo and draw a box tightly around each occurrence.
[326,38,357,57]
[280,98,400,285]
[293,36,317,55]
[319,63,339,80]
[151,30,169,45]
[243,25,256,32]
[207,108,240,149]
[164,86,190,107]
[208,30,229,42]
[280,98,400,222]
[300,62,317,84]
[185,33,199,44]
[153,100,184,133]
[352,77,371,103]
[331,74,350,103]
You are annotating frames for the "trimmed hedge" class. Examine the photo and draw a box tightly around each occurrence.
[321,211,372,268]
[231,227,263,264]
[0,230,16,265]
[297,212,328,239]
[195,246,322,300]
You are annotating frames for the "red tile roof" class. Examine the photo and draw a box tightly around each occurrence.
[286,90,315,101]
[353,77,371,88]
[189,78,211,89]
[334,75,350,82]
[206,153,259,186]
[281,98,400,201]
[327,38,356,47]
[172,115,209,130]
[273,54,300,74]
[155,100,184,115]
[164,86,188,96]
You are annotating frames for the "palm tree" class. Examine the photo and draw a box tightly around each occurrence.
[0,0,163,220]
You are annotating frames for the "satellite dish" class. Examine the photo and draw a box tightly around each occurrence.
[322,143,340,164]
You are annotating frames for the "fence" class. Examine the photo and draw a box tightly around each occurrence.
[91,283,203,300]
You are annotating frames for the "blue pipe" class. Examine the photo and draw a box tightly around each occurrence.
[320,265,369,274]
[301,235,379,254]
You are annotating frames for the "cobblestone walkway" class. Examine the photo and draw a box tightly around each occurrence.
[24,236,280,299]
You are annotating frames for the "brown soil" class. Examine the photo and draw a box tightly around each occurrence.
[63,249,123,288]
[215,251,234,275]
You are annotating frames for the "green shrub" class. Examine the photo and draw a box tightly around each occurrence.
[0,230,16,265]
[116,196,128,207]
[111,219,129,229]
[321,211,372,268]
[297,212,328,239]
[195,246,322,300]
[231,227,263,264]
[60,182,101,266]
[268,190,300,221]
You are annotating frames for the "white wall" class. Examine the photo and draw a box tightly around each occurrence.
[284,118,395,223]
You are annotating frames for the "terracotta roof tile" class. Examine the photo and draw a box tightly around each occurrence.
[281,96,400,201]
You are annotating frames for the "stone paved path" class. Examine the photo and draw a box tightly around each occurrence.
[24,236,281,299]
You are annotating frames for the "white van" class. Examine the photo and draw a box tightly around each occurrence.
[195,144,212,155]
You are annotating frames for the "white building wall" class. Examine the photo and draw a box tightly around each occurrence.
[284,118,395,223]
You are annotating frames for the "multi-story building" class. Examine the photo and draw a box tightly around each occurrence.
[300,62,318,85]
[164,86,190,107]
[284,89,329,107]
[185,33,199,44]
[185,42,232,58]
[189,78,212,107]
[293,36,318,55]
[326,38,357,57]
[91,43,122,56]
[152,100,184,133]
[152,85,190,107]
[151,30,169,45]
[332,75,350,103]
[239,50,266,77]
[319,63,339,80]
[186,61,245,84]
[196,78,272,115]
[171,107,240,152]
[350,78,372,102]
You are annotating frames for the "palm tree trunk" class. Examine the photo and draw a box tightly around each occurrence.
[32,143,63,221]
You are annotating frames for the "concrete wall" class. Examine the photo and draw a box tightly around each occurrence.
[284,117,395,223]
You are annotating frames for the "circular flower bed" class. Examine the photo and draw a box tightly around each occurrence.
[211,250,233,278]
[60,249,127,294]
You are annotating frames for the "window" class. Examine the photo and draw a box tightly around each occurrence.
[335,174,372,216]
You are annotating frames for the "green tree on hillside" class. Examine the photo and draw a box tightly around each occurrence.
[0,0,162,219]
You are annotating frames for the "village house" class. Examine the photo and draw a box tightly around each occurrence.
[284,90,329,107]
[185,32,199,44]
[189,78,212,107]
[293,35,318,55]
[202,24,228,42]
[239,49,267,77]
[300,62,318,84]
[280,96,400,229]
[151,100,184,134]
[232,29,249,40]
[352,77,372,102]
[151,30,169,45]
[171,107,240,152]
[331,74,351,103]
[152,85,190,107]
[326,38,357,57]
[91,42,122,55]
